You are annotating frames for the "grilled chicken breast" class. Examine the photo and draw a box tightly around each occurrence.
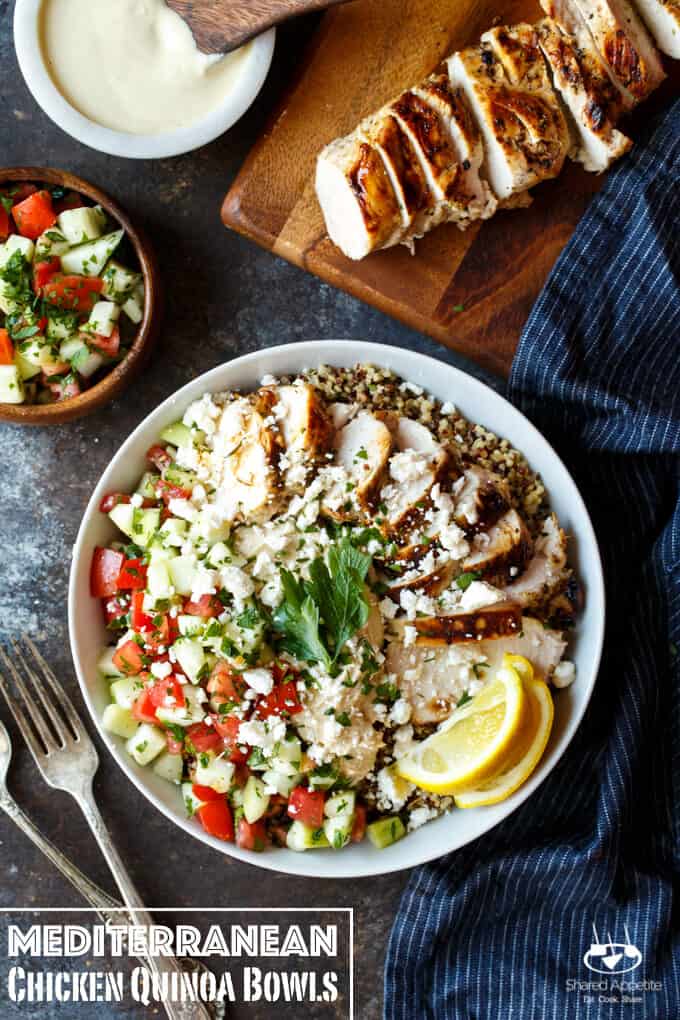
[448,25,571,199]
[462,508,533,582]
[570,0,666,104]
[315,135,404,260]
[537,17,632,171]
[633,0,680,57]
[332,409,393,513]
[502,513,570,610]
[453,466,511,534]
[409,600,523,646]
[211,397,282,523]
[257,382,334,492]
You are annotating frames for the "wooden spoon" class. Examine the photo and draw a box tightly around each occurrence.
[166,0,354,54]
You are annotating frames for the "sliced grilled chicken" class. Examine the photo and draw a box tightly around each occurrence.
[387,614,566,724]
[357,110,433,242]
[570,0,666,104]
[541,0,629,106]
[379,447,451,539]
[412,74,497,222]
[360,586,385,650]
[315,135,404,260]
[329,402,358,430]
[212,397,282,523]
[384,558,456,600]
[408,600,523,646]
[537,17,632,171]
[462,508,533,582]
[332,409,393,513]
[453,466,511,534]
[448,25,570,199]
[502,513,569,609]
[257,382,333,491]
[633,0,680,58]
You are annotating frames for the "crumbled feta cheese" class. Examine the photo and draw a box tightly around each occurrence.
[403,625,418,647]
[238,717,286,753]
[408,805,438,830]
[376,766,413,811]
[150,660,173,680]
[458,580,505,612]
[380,597,399,620]
[552,660,576,688]
[389,698,411,725]
[130,492,143,508]
[242,667,274,696]
[440,401,456,415]
[168,498,197,523]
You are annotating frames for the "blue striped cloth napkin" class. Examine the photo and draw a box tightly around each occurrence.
[384,99,680,1019]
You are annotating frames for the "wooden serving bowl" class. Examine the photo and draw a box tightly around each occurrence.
[0,167,162,425]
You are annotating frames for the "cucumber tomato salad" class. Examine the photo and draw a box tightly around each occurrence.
[0,181,144,405]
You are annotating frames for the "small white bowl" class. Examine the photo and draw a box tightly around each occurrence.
[69,341,605,878]
[14,0,275,159]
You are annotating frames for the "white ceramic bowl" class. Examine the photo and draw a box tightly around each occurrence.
[69,341,605,877]
[14,1,275,159]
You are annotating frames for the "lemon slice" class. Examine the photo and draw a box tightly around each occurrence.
[453,676,554,808]
[396,666,527,795]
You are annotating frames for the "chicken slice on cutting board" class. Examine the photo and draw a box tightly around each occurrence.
[462,508,533,583]
[447,24,571,200]
[332,409,393,513]
[387,615,566,724]
[570,0,666,104]
[315,135,404,260]
[633,0,680,58]
[537,17,632,171]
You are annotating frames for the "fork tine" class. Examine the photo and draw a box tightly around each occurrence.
[13,641,75,747]
[0,649,55,757]
[20,637,85,741]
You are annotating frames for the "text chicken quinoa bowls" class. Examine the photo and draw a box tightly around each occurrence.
[69,342,605,878]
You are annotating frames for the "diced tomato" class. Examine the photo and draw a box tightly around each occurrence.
[196,799,234,842]
[116,557,147,591]
[186,722,223,754]
[271,661,299,684]
[7,183,37,204]
[287,787,325,829]
[37,316,48,332]
[131,688,158,724]
[155,478,192,504]
[166,731,184,755]
[183,595,222,619]
[236,817,268,852]
[33,257,62,293]
[212,713,249,765]
[146,444,173,471]
[43,275,103,313]
[130,591,154,632]
[53,190,84,214]
[58,378,82,400]
[256,680,302,719]
[141,613,177,651]
[0,328,14,365]
[192,783,223,802]
[207,662,246,706]
[42,359,70,378]
[103,595,129,627]
[350,804,367,843]
[148,677,185,711]
[232,763,250,788]
[99,492,130,513]
[113,640,145,677]
[12,190,57,239]
[89,324,120,358]
[90,547,125,598]
[0,205,10,242]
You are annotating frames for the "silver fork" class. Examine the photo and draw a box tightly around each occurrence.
[0,637,212,1020]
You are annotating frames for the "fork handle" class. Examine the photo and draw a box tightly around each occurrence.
[75,788,211,1020]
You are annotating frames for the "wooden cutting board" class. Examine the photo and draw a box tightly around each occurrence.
[221,0,677,376]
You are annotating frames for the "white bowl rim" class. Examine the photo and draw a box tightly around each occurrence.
[68,340,605,878]
[13,0,276,159]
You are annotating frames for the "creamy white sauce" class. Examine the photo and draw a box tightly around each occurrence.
[40,0,251,135]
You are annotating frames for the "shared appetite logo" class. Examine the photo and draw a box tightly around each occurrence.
[566,922,661,1007]
[583,924,642,975]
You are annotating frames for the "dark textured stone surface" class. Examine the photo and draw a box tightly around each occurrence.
[0,5,501,1016]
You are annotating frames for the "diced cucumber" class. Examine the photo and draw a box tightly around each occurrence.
[86,300,120,338]
[147,561,173,600]
[110,676,142,710]
[102,259,142,303]
[308,765,339,791]
[59,337,85,362]
[164,465,198,489]
[152,750,183,785]
[0,234,35,264]
[271,736,302,777]
[122,281,144,324]
[60,230,123,277]
[206,541,231,567]
[325,791,356,818]
[15,353,42,380]
[15,337,60,372]
[230,785,245,809]
[193,751,234,794]
[243,775,269,824]
[108,502,134,537]
[172,637,205,682]
[57,206,105,245]
[168,556,199,596]
[132,507,161,547]
[158,517,187,548]
[35,227,70,259]
[177,614,204,637]
[286,821,330,852]
[0,364,25,403]
[136,471,159,499]
[367,816,406,849]
[47,313,79,341]
[126,722,166,766]
[182,781,206,816]
[102,704,139,740]
[323,814,353,850]
[70,343,105,379]
[262,770,301,798]
[160,421,193,447]
[147,542,177,567]
[98,646,125,679]
[190,509,231,545]
[156,684,207,727]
